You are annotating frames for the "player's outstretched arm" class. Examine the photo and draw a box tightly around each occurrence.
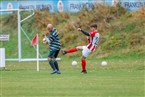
[77,28,90,36]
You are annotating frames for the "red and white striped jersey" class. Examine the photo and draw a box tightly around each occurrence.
[87,31,99,52]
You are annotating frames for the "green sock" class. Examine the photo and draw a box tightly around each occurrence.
[49,60,56,71]
[54,61,59,71]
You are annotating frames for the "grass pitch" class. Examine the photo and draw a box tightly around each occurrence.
[0,57,144,97]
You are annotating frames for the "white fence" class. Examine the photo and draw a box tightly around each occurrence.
[0,48,5,68]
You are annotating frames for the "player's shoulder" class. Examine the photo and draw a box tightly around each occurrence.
[90,31,99,34]
[89,31,99,36]
[52,29,58,35]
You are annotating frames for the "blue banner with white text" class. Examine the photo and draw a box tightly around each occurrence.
[0,0,145,14]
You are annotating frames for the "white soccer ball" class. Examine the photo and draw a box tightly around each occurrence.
[72,61,77,66]
[101,61,107,66]
[42,38,45,42]
[42,38,47,44]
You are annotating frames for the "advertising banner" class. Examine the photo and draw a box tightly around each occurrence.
[0,0,145,13]
[19,1,36,10]
[36,0,53,12]
[1,1,18,10]
[120,0,145,11]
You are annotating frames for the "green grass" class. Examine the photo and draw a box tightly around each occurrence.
[0,57,145,97]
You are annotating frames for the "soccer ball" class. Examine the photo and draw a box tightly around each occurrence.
[101,61,107,66]
[42,38,47,44]
[42,38,46,42]
[72,61,77,66]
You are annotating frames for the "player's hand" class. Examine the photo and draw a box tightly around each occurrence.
[77,28,82,31]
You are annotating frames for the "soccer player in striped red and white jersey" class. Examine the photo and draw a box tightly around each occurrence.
[62,23,100,74]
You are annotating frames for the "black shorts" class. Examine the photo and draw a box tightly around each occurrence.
[48,49,60,58]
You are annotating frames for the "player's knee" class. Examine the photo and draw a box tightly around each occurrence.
[48,58,55,61]
[52,58,56,60]
[82,56,86,60]
[48,58,52,61]
[76,46,79,49]
[76,46,82,50]
[48,58,54,64]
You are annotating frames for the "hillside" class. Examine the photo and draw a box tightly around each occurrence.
[0,4,145,59]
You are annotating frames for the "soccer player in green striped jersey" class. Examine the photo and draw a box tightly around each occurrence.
[43,24,61,74]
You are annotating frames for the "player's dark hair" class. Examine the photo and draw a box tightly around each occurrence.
[90,23,97,28]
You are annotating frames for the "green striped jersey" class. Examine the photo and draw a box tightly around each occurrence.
[48,28,61,51]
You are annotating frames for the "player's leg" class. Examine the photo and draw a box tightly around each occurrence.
[81,56,87,74]
[48,51,57,74]
[53,49,61,74]
[61,46,83,55]
[81,46,91,74]
[48,58,57,74]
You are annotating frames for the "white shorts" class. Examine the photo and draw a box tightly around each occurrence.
[82,46,91,57]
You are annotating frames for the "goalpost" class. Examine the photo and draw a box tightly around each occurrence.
[0,9,61,62]
[0,9,35,62]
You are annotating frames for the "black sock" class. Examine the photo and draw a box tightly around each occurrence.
[49,60,56,71]
[54,60,59,71]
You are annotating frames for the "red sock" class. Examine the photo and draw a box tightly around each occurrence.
[81,59,86,71]
[66,48,78,53]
